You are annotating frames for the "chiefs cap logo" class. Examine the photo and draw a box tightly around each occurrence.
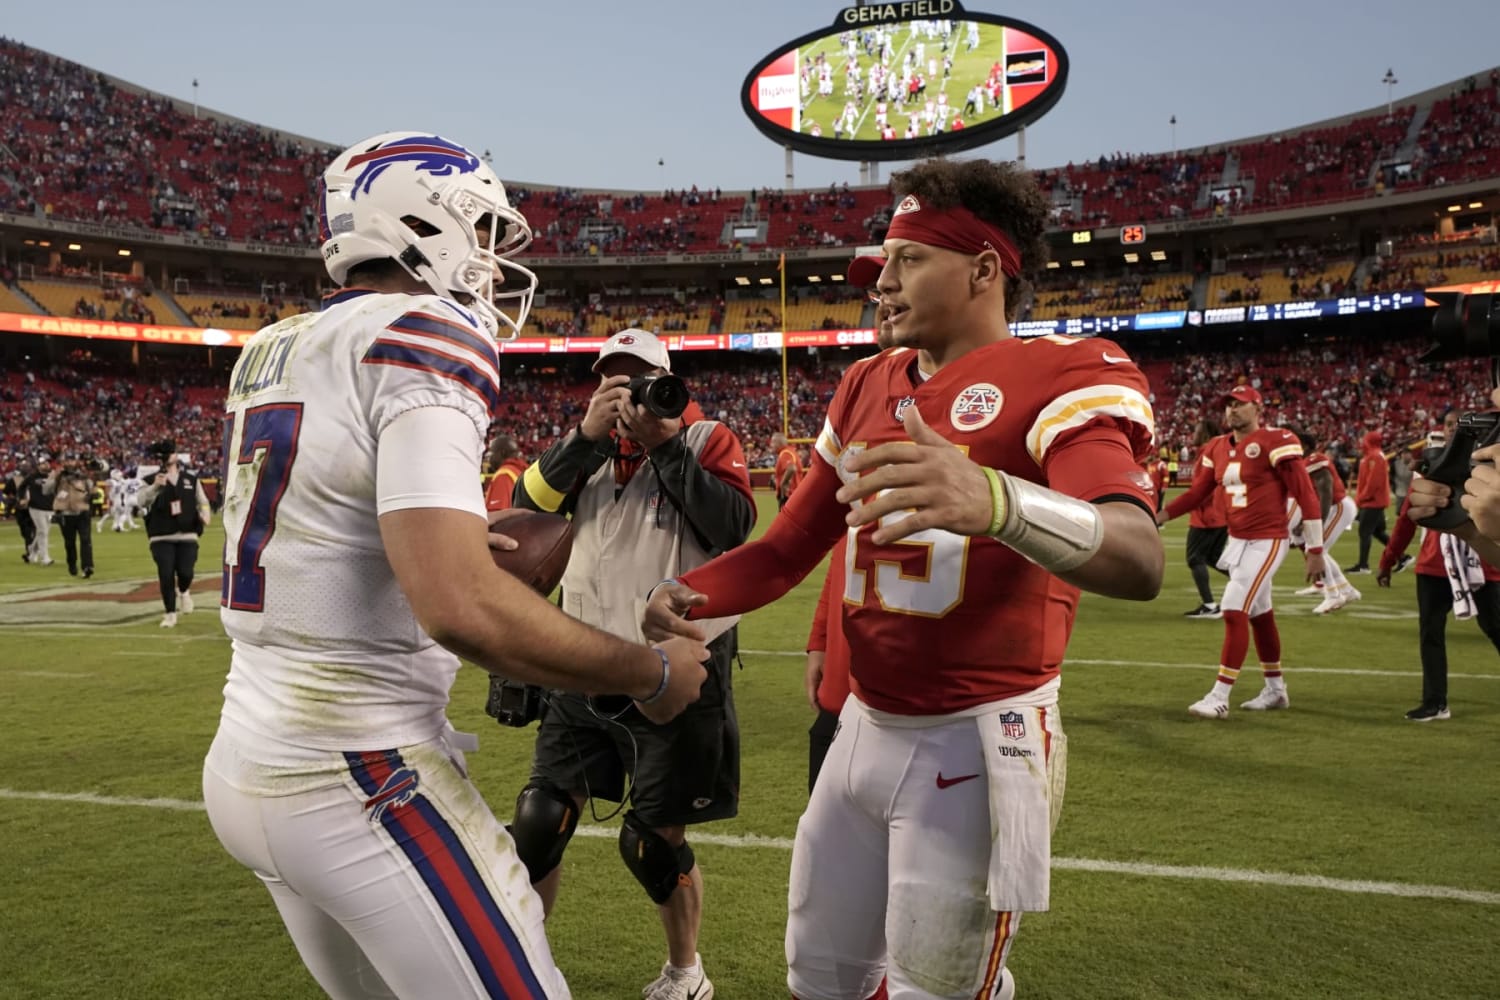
[950,383,1003,432]
[616,334,636,345]
[894,194,921,215]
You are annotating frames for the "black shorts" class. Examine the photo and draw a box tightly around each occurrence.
[530,634,740,827]
[1186,525,1228,569]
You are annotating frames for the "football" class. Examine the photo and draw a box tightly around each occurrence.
[487,510,574,595]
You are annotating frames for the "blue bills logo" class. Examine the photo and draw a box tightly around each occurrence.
[364,766,420,823]
[345,135,480,197]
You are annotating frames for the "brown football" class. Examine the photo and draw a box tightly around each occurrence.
[487,510,574,595]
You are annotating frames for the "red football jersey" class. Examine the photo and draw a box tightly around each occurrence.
[819,338,1153,712]
[1175,429,1306,539]
[1187,453,1228,529]
[1304,451,1347,505]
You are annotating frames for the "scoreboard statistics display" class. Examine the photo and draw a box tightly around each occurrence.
[741,1,1068,161]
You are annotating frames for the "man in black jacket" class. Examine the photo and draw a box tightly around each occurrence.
[139,454,211,627]
[4,459,36,562]
[22,456,56,567]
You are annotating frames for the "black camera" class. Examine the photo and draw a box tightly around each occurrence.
[485,675,545,727]
[627,373,689,419]
[1416,292,1500,529]
[147,438,177,460]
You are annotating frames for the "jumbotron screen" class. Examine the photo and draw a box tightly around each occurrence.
[742,2,1067,161]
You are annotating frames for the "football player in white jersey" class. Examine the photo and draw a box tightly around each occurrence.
[202,131,710,1000]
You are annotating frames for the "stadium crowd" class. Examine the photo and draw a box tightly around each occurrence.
[3,37,1496,256]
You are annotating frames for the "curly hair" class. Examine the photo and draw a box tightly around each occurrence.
[887,158,1051,321]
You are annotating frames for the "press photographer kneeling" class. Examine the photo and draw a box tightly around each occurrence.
[139,446,212,628]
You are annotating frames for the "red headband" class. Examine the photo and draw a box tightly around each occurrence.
[885,196,1023,277]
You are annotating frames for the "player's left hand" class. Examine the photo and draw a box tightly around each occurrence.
[1461,444,1500,541]
[485,508,523,552]
[1303,549,1326,583]
[836,405,990,543]
[617,401,682,451]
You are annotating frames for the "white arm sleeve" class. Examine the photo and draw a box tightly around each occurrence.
[376,405,486,518]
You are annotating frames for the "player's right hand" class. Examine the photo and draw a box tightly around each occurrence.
[636,636,711,724]
[581,375,632,441]
[1376,566,1393,588]
[642,580,709,642]
[804,650,825,711]
[1154,508,1169,527]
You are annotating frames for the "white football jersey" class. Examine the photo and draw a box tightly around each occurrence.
[217,289,495,759]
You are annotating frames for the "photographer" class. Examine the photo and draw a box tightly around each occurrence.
[139,452,211,628]
[507,329,754,1000]
[52,453,96,578]
[1380,412,1500,721]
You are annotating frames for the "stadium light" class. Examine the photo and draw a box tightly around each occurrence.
[1447,205,1463,212]
[1381,68,1398,120]
[1150,250,1168,261]
[67,243,81,251]
[829,274,845,282]
[807,275,822,282]
[734,276,751,286]
[1069,259,1086,267]
[1123,252,1139,263]
[38,240,50,248]
[1045,260,1061,269]
[117,249,131,256]
[1468,201,1484,209]
[759,276,775,285]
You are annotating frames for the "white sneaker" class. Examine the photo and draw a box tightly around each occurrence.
[1241,685,1290,710]
[159,612,178,629]
[178,590,195,615]
[1312,593,1348,615]
[1188,694,1230,719]
[1294,583,1325,596]
[995,967,1016,1000]
[1340,586,1362,604]
[643,956,713,1000]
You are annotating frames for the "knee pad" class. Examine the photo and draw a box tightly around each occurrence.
[618,810,694,905]
[508,783,579,884]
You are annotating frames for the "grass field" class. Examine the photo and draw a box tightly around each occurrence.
[798,21,1012,141]
[2,495,1498,999]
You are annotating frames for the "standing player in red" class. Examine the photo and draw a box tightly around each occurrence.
[1181,420,1230,619]
[1158,386,1326,717]
[646,159,1163,1000]
[1296,431,1361,613]
[483,433,528,512]
[773,432,805,509]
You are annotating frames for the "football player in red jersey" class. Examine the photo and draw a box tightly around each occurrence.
[645,158,1163,1000]
[1294,431,1362,613]
[483,433,527,512]
[1158,385,1326,718]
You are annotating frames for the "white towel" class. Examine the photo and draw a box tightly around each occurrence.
[1439,533,1485,620]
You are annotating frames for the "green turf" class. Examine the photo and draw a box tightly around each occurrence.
[798,21,1013,141]
[1,496,1497,999]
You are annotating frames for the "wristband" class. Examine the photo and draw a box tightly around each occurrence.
[638,647,671,705]
[981,466,1008,535]
[1306,547,1325,556]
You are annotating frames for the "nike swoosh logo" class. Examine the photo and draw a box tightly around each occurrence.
[732,462,745,467]
[935,772,981,789]
[1102,352,1131,364]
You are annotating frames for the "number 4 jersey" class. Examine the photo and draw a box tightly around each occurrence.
[1169,429,1319,541]
[218,289,496,756]
[680,336,1156,715]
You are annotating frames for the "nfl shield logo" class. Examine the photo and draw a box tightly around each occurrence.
[998,711,1026,741]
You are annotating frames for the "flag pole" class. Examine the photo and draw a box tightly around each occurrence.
[779,252,789,438]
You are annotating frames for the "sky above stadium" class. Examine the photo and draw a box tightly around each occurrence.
[8,0,1498,193]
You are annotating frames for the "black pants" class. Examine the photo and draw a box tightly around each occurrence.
[1185,525,1230,605]
[57,513,93,574]
[16,508,36,553]
[1356,507,1390,567]
[808,707,840,795]
[151,539,198,612]
[1415,573,1500,708]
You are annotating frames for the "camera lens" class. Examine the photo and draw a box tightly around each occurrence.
[630,374,689,419]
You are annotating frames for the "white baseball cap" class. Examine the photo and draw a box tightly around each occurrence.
[592,328,671,373]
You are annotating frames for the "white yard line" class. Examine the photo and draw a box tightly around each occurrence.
[2,787,1496,906]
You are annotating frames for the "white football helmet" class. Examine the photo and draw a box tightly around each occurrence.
[318,131,536,338]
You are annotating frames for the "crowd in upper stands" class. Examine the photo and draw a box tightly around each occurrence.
[3,37,1496,257]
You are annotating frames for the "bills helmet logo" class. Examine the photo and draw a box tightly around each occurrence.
[364,766,420,823]
[950,383,1004,432]
[999,711,1026,741]
[346,135,481,197]
[895,194,922,215]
